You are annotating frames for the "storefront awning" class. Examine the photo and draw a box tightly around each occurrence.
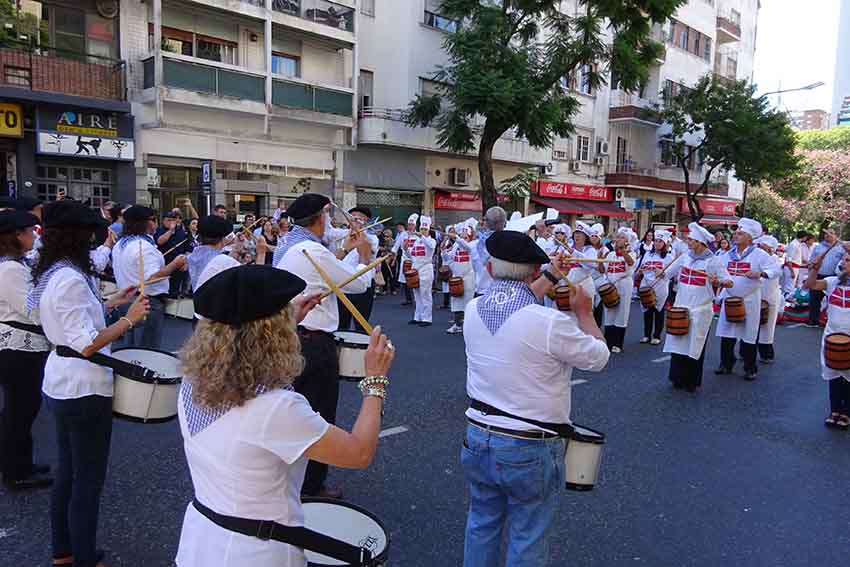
[700,215,739,226]
[531,196,631,218]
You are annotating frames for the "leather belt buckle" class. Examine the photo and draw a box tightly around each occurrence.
[256,520,275,541]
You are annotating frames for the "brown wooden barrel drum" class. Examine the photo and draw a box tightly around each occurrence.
[554,285,572,311]
[404,269,420,289]
[599,283,620,308]
[760,300,769,325]
[724,297,746,322]
[403,260,413,273]
[665,307,690,336]
[438,265,452,282]
[825,333,850,371]
[449,276,465,297]
[638,286,656,309]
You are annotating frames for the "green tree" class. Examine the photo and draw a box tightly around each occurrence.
[498,167,537,213]
[660,76,799,220]
[797,125,850,151]
[407,0,685,214]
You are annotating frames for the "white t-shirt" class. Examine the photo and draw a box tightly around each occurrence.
[176,387,330,567]
[196,254,241,291]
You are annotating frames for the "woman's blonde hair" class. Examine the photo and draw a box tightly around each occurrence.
[179,306,304,408]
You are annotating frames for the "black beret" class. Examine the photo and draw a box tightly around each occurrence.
[485,230,550,264]
[194,265,307,325]
[198,214,231,239]
[123,205,156,223]
[349,206,372,218]
[11,197,42,212]
[42,200,106,230]
[0,211,40,234]
[285,193,329,220]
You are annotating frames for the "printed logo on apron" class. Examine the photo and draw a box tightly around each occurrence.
[829,286,850,308]
[727,261,751,277]
[680,266,707,286]
[455,250,470,263]
[608,261,626,274]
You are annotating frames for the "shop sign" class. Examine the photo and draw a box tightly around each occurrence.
[36,132,134,161]
[535,181,612,202]
[434,191,506,211]
[677,197,736,216]
[0,103,23,138]
[36,107,134,161]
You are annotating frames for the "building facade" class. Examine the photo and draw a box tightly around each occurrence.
[0,0,135,207]
[605,0,759,235]
[121,0,358,221]
[832,0,850,127]
[789,109,831,131]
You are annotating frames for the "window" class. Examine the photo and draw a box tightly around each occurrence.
[726,57,737,78]
[26,3,118,59]
[616,137,628,165]
[36,164,112,206]
[424,1,458,33]
[575,135,591,162]
[660,141,676,166]
[359,70,374,110]
[677,26,688,50]
[703,37,712,62]
[361,0,375,17]
[158,26,194,56]
[578,65,593,95]
[197,36,238,65]
[272,53,300,77]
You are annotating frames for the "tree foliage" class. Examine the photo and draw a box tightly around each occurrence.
[407,0,685,213]
[797,125,850,151]
[660,76,799,221]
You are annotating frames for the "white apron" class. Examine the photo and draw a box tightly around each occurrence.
[716,247,774,344]
[602,251,634,328]
[447,241,475,312]
[566,246,599,304]
[639,252,674,313]
[821,278,850,381]
[759,256,784,345]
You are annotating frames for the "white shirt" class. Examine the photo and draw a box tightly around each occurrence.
[464,297,609,432]
[40,268,113,399]
[112,237,169,296]
[90,245,112,274]
[196,254,241,290]
[276,240,370,333]
[0,260,50,352]
[785,239,803,267]
[176,387,329,567]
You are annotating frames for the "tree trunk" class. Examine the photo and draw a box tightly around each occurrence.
[681,164,703,221]
[478,135,498,214]
[740,182,748,218]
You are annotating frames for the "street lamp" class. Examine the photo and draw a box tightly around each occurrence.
[759,82,825,97]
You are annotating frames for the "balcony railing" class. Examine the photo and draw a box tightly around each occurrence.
[716,13,742,43]
[272,0,356,33]
[605,162,729,195]
[0,43,126,101]
[608,91,662,124]
[272,78,352,115]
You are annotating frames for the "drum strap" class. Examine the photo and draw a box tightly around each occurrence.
[469,398,575,438]
[191,498,372,566]
[0,320,44,335]
[55,345,159,381]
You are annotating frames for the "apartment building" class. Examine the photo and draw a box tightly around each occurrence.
[347,0,621,228]
[789,109,830,131]
[0,0,135,206]
[121,0,358,221]
[606,0,759,234]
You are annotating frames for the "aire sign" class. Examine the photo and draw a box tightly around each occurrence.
[676,197,737,216]
[534,181,613,202]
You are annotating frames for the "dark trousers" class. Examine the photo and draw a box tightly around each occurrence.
[293,330,339,495]
[669,350,707,389]
[337,284,375,333]
[443,292,450,309]
[401,283,413,303]
[593,301,604,328]
[604,326,626,349]
[828,378,850,414]
[169,270,189,297]
[721,337,757,373]
[643,309,664,339]
[758,342,775,361]
[0,349,49,481]
[809,275,827,324]
[46,395,113,567]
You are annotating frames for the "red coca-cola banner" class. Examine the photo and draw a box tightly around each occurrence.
[676,197,737,216]
[534,181,613,201]
[434,191,506,210]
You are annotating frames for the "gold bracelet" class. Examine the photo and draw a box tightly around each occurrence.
[120,316,134,329]
[358,375,389,394]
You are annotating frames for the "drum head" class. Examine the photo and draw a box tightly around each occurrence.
[570,424,606,444]
[828,333,850,345]
[333,331,371,348]
[111,348,181,384]
[301,498,389,565]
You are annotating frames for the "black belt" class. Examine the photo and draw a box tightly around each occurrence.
[468,398,574,438]
[0,320,44,335]
[468,418,559,440]
[191,498,371,566]
[55,345,158,381]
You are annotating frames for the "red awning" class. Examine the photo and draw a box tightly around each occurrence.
[532,196,631,218]
[700,215,739,226]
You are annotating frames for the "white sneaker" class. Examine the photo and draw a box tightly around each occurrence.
[640,337,650,344]
[611,346,622,353]
[650,338,661,345]
[446,324,462,334]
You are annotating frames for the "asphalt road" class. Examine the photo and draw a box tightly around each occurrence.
[2,293,849,567]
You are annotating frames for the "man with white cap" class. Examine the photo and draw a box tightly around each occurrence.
[714,217,778,380]
[392,214,419,306]
[755,235,784,363]
[402,214,436,326]
[443,221,476,334]
[638,229,676,345]
[664,222,733,391]
[471,206,507,296]
[602,227,637,353]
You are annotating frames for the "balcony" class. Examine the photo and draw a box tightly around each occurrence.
[0,43,125,101]
[605,162,729,196]
[358,107,550,166]
[272,78,353,116]
[608,91,662,125]
[716,12,741,44]
[271,0,356,44]
[713,54,738,83]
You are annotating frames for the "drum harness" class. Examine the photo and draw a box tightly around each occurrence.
[54,346,159,382]
[468,398,575,439]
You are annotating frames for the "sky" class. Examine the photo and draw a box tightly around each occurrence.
[752,0,840,113]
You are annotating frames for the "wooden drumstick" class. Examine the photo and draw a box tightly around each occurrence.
[162,238,188,257]
[103,276,170,299]
[331,217,393,244]
[560,256,614,264]
[649,254,683,290]
[138,241,145,296]
[318,256,388,301]
[302,249,373,335]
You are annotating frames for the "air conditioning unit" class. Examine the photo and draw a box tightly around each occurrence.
[552,149,570,161]
[615,188,626,201]
[450,167,470,186]
[597,139,610,156]
[569,160,582,172]
[542,162,559,177]
[594,156,605,166]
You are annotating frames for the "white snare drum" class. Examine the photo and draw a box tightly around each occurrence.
[165,297,195,321]
[565,424,606,491]
[301,498,389,566]
[334,331,370,381]
[111,348,181,423]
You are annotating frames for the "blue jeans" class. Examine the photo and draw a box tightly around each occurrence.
[117,295,165,350]
[461,424,565,567]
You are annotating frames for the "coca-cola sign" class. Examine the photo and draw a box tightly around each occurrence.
[535,181,613,201]
[677,197,737,216]
[434,191,507,211]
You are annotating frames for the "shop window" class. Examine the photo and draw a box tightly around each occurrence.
[36,164,112,206]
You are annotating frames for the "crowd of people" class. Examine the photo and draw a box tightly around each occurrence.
[0,192,848,567]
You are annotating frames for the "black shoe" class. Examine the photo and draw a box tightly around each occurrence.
[744,370,757,381]
[30,464,51,475]
[685,385,698,393]
[671,381,683,389]
[3,475,53,491]
[401,301,412,306]
[408,319,419,325]
[418,321,432,327]
[714,366,732,375]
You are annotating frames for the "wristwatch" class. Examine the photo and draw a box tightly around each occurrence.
[543,270,559,284]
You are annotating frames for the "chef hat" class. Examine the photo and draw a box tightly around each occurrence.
[737,217,763,239]
[756,235,779,251]
[590,223,605,238]
[419,215,432,230]
[655,230,672,244]
[465,217,479,230]
[407,213,419,226]
[574,221,592,237]
[617,226,638,245]
[687,222,713,245]
[510,211,522,222]
[554,223,570,235]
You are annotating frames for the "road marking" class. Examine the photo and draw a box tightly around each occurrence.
[0,527,16,539]
[570,379,588,386]
[379,425,409,438]
[652,355,671,363]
